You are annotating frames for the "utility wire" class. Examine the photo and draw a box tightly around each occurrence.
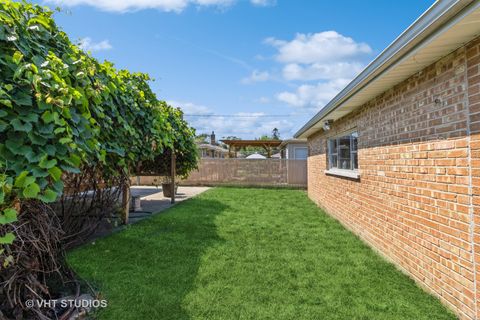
[184,114,307,118]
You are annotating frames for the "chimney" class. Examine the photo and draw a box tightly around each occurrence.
[210,131,216,145]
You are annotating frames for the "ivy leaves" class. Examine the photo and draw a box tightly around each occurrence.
[23,183,40,198]
[0,233,15,245]
[0,208,16,223]
[11,119,32,132]
[0,207,16,245]
[0,0,198,260]
[0,196,14,260]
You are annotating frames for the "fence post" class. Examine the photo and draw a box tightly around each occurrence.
[171,149,176,204]
[121,183,130,224]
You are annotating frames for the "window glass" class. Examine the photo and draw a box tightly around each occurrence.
[352,152,358,170]
[294,147,308,159]
[327,139,337,169]
[338,136,351,169]
[352,132,358,151]
[329,139,337,153]
[327,131,358,171]
[329,155,338,169]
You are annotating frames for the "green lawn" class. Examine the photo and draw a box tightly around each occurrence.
[68,187,456,320]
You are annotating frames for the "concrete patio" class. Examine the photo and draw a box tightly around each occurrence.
[128,186,210,224]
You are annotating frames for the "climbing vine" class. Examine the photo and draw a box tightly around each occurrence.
[0,1,197,316]
[137,102,199,178]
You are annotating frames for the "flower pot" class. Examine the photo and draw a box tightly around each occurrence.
[162,183,178,197]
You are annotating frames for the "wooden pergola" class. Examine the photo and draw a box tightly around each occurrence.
[220,139,282,158]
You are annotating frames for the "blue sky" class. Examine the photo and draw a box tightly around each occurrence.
[35,0,433,139]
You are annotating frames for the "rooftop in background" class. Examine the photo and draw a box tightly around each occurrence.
[197,144,228,153]
[279,139,307,149]
[220,139,283,147]
[246,153,267,159]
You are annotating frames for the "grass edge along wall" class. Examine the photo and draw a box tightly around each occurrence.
[307,36,480,320]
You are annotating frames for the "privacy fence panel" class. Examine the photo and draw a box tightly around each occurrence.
[177,159,307,188]
[287,160,308,186]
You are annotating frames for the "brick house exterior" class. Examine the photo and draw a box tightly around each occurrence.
[295,1,480,319]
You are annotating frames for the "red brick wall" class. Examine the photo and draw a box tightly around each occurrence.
[467,38,480,320]
[307,37,480,319]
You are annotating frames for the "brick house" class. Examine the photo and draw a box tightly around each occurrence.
[294,1,480,319]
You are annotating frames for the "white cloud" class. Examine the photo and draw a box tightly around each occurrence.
[170,100,211,115]
[78,37,112,52]
[265,31,372,64]
[169,101,294,138]
[282,62,364,81]
[46,0,268,12]
[254,31,374,109]
[241,70,270,84]
[250,0,276,7]
[276,79,350,110]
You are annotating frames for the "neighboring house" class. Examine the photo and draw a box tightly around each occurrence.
[279,139,308,159]
[198,144,228,158]
[197,131,229,158]
[294,1,480,319]
[246,153,266,159]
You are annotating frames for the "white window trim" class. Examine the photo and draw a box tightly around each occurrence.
[326,129,359,179]
[324,168,360,179]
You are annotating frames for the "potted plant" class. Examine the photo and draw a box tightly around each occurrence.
[161,148,198,197]
[162,182,178,197]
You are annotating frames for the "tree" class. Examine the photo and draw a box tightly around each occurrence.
[222,136,241,140]
[272,128,280,140]
[195,133,209,144]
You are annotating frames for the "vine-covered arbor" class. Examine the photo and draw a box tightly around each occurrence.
[0,2,198,318]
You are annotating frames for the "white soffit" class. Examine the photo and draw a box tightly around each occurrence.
[296,1,480,138]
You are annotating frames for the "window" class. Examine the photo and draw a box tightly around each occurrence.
[328,131,358,170]
[293,147,308,159]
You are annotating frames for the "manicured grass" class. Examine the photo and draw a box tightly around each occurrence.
[68,188,456,320]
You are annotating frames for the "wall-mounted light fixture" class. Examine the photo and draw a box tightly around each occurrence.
[323,119,333,131]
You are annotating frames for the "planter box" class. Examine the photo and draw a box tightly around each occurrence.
[162,184,178,197]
